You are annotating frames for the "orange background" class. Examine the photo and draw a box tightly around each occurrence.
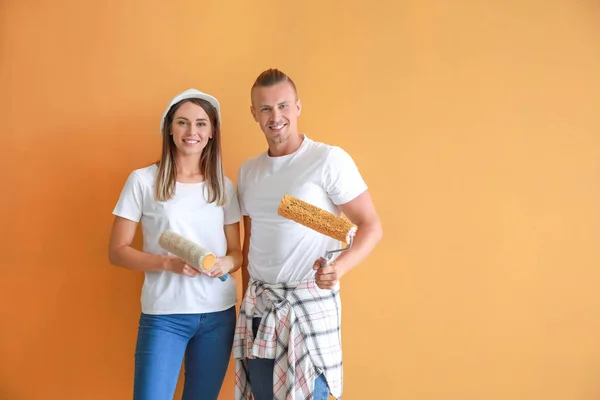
[2,1,600,399]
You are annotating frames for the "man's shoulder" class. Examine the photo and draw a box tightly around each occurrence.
[303,136,350,163]
[240,152,264,168]
[238,151,266,182]
[300,136,336,158]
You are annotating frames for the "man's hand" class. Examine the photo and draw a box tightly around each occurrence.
[313,258,343,290]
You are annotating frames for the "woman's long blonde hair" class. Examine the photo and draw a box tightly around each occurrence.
[154,98,226,206]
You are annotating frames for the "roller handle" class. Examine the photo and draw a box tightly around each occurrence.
[320,236,354,268]
[217,273,229,282]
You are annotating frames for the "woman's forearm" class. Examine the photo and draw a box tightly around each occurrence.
[109,245,168,272]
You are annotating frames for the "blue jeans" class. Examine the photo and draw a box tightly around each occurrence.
[133,307,236,400]
[247,318,330,400]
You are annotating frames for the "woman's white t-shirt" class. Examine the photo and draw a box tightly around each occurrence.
[112,164,241,315]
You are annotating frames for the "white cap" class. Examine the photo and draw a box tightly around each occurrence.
[160,88,221,132]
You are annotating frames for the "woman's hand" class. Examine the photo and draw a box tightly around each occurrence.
[163,256,199,277]
[204,256,234,279]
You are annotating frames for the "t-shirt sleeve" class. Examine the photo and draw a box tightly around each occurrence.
[112,171,144,222]
[237,165,249,216]
[224,178,242,225]
[323,146,368,205]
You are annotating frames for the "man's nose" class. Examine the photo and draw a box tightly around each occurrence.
[272,107,281,120]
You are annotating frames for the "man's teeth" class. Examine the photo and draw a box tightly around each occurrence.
[271,124,285,130]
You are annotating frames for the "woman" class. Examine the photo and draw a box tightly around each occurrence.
[108,89,241,399]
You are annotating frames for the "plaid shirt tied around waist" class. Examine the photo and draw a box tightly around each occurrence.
[233,278,344,400]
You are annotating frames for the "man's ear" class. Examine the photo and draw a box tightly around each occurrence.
[296,99,302,117]
[250,105,258,122]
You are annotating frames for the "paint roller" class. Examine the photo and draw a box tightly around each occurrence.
[277,194,357,267]
[158,229,229,281]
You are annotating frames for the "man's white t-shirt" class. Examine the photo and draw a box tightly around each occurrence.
[238,136,368,286]
[112,164,240,315]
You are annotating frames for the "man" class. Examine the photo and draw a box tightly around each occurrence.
[234,69,383,400]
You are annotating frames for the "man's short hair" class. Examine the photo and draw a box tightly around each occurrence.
[251,68,297,97]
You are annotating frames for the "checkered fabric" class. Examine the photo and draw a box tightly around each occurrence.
[233,278,344,400]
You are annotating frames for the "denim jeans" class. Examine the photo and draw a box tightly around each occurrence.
[133,307,236,400]
[247,318,330,400]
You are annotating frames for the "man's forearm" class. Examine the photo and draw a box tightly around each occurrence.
[242,261,250,295]
[226,249,243,274]
[335,220,383,276]
[241,216,252,295]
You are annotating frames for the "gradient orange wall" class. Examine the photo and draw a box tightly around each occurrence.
[2,1,600,399]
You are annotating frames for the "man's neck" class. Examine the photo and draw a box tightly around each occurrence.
[268,134,304,157]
